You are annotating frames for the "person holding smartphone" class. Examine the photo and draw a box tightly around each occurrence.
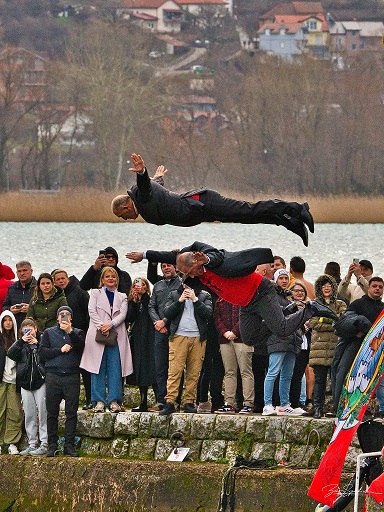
[338,259,373,303]
[7,318,47,455]
[39,306,85,457]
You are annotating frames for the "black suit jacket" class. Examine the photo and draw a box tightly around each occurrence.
[128,169,207,226]
[146,241,273,278]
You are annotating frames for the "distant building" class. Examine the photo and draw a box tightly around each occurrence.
[257,22,307,61]
[329,21,384,57]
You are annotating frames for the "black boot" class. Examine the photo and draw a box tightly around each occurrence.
[159,402,176,416]
[313,407,324,419]
[46,444,59,457]
[132,386,148,412]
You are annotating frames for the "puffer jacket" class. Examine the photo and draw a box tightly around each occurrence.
[266,286,302,355]
[309,274,347,366]
[7,336,45,391]
[28,287,67,332]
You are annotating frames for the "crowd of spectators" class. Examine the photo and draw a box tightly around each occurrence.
[0,250,383,457]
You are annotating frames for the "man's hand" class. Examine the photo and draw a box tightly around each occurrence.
[94,254,107,270]
[61,344,72,353]
[151,165,168,180]
[224,331,236,341]
[126,251,144,263]
[154,319,166,332]
[129,153,145,173]
[192,252,208,266]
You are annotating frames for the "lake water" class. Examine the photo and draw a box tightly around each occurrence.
[1,222,383,284]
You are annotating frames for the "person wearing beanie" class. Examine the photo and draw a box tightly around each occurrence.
[39,306,85,457]
[79,246,132,296]
[307,275,347,419]
[338,258,373,303]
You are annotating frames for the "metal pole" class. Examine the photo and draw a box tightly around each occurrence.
[354,449,383,512]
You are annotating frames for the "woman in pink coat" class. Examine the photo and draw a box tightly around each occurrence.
[80,267,132,413]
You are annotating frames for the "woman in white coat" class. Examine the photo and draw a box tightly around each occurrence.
[80,267,132,413]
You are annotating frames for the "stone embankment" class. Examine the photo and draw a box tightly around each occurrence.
[0,411,381,511]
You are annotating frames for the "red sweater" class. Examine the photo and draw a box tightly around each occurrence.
[199,268,262,307]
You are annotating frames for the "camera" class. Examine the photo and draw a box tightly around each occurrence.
[15,304,23,308]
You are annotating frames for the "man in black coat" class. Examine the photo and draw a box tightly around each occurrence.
[126,241,336,347]
[79,246,132,296]
[3,261,36,328]
[111,154,314,246]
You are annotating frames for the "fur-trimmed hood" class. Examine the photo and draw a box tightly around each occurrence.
[314,274,338,303]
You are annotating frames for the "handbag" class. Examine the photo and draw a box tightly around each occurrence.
[95,329,117,347]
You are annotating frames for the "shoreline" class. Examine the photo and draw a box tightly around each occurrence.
[2,189,384,223]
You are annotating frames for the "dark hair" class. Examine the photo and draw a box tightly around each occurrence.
[32,273,55,303]
[273,255,286,265]
[324,261,341,283]
[290,256,305,273]
[1,314,15,350]
[369,276,384,286]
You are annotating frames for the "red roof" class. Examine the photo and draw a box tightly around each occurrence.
[257,21,305,34]
[275,13,328,30]
[260,2,324,20]
[176,0,226,4]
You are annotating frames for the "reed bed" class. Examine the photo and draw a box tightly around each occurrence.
[1,189,383,223]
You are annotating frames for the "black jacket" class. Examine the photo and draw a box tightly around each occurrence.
[79,265,132,296]
[164,287,212,341]
[39,325,85,374]
[128,168,208,227]
[7,337,45,390]
[146,241,273,278]
[148,275,182,325]
[63,276,90,332]
[2,277,37,327]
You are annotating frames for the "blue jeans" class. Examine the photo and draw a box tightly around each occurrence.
[376,379,384,412]
[91,344,122,405]
[264,351,296,407]
[154,331,169,404]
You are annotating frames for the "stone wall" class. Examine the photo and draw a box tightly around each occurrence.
[72,411,363,471]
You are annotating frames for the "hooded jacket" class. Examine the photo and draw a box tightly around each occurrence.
[309,274,347,366]
[7,332,45,391]
[79,246,132,296]
[28,287,67,332]
[0,310,18,383]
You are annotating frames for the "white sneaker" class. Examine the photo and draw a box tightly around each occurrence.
[20,445,37,455]
[292,407,306,415]
[262,404,276,416]
[8,444,19,455]
[276,405,301,416]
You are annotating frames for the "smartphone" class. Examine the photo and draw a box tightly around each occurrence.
[99,250,106,258]
[353,258,359,264]
[134,278,143,287]
[23,328,31,336]
[15,304,23,308]
[60,311,70,322]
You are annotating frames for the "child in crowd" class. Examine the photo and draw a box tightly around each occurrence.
[0,311,23,454]
[7,318,47,455]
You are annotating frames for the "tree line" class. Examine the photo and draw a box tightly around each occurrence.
[0,22,383,196]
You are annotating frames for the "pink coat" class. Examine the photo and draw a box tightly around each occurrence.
[80,288,133,377]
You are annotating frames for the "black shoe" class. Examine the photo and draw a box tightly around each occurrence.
[313,407,324,419]
[299,202,314,233]
[159,402,176,416]
[46,445,59,457]
[63,445,79,457]
[183,403,197,413]
[310,300,338,321]
[82,402,93,410]
[132,404,148,412]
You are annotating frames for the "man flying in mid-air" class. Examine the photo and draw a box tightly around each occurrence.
[111,153,314,246]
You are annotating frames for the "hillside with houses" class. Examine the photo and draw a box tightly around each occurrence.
[0,0,383,195]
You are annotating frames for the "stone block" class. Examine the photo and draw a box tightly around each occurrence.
[274,443,290,465]
[170,414,192,437]
[154,439,173,460]
[114,412,140,436]
[138,413,153,436]
[190,414,215,439]
[79,438,103,456]
[306,419,334,444]
[129,438,157,459]
[200,440,226,462]
[246,416,267,440]
[289,444,316,467]
[76,410,114,438]
[149,414,170,437]
[226,441,239,464]
[265,417,287,442]
[284,418,314,443]
[184,440,203,462]
[344,444,361,472]
[211,415,247,440]
[251,442,276,459]
[111,438,130,458]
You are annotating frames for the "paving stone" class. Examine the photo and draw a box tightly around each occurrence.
[114,412,140,436]
[200,440,226,462]
[211,415,247,440]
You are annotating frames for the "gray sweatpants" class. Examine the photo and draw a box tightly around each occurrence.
[21,384,48,448]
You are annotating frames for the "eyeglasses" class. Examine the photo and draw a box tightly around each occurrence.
[291,288,305,293]
[105,255,116,260]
